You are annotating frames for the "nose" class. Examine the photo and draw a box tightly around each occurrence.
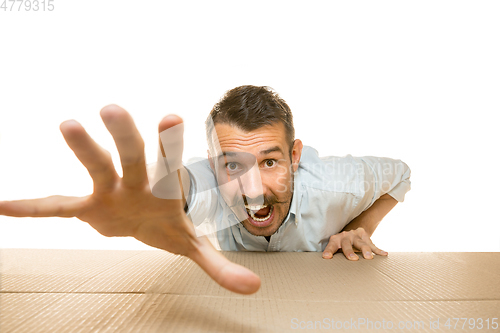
[238,164,265,205]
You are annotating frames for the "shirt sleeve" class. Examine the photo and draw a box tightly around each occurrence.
[352,156,411,215]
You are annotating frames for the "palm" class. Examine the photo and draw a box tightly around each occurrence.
[0,105,260,294]
[81,186,195,256]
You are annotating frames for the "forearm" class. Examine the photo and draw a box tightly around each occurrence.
[342,194,398,236]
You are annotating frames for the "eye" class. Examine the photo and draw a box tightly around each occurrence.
[226,162,239,171]
[264,159,276,168]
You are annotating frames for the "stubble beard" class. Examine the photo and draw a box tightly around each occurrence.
[239,173,295,237]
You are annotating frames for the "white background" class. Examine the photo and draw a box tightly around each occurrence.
[0,1,498,251]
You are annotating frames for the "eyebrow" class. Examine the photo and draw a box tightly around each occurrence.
[259,146,284,156]
[217,146,284,161]
[217,151,237,161]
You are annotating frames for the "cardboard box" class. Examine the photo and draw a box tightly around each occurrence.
[1,249,499,332]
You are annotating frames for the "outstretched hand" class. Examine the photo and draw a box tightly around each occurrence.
[0,105,261,294]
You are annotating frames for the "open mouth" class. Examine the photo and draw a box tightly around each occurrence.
[245,204,274,227]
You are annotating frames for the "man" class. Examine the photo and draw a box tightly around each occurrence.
[0,85,410,295]
[182,86,410,258]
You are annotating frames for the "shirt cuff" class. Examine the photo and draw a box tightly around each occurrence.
[387,180,411,203]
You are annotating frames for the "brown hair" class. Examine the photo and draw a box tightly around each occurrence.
[206,85,295,156]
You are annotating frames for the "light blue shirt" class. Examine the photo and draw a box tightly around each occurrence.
[184,146,411,252]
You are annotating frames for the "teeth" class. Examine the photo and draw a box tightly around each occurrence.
[246,206,273,222]
[244,204,268,211]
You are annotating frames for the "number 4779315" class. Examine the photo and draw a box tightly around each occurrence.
[1,0,55,11]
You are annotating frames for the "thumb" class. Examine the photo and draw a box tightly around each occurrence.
[189,236,261,294]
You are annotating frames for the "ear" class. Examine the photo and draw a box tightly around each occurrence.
[291,139,303,173]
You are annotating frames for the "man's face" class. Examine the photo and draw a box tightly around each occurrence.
[209,122,302,237]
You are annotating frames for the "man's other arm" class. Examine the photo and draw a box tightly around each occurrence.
[350,156,411,233]
[341,193,397,236]
[323,157,411,260]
